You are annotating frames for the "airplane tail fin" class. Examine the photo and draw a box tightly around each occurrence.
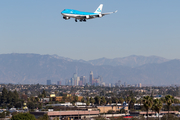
[94,4,103,14]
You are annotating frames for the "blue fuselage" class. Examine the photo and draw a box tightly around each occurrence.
[61,9,98,16]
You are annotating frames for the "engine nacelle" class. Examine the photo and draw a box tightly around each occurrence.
[63,16,70,20]
[98,14,102,18]
[86,15,90,19]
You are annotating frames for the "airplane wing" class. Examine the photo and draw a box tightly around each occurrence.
[102,10,118,16]
[75,10,117,20]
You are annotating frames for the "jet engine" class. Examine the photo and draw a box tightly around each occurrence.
[98,14,102,18]
[63,16,70,20]
[86,15,90,19]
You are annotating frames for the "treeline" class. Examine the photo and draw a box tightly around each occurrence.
[0,87,21,108]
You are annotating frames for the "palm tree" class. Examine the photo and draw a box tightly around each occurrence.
[129,98,136,110]
[97,96,101,105]
[153,99,163,120]
[119,97,124,104]
[165,95,174,119]
[143,96,153,120]
[90,97,95,106]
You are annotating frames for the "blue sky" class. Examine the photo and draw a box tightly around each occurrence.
[0,0,180,60]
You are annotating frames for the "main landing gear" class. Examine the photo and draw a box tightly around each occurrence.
[75,19,86,22]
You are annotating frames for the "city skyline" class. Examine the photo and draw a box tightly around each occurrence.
[1,1,180,60]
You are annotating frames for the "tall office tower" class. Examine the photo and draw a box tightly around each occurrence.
[73,73,77,85]
[57,81,61,85]
[47,80,51,85]
[71,78,74,86]
[80,76,86,85]
[76,77,80,86]
[65,79,69,85]
[97,76,103,84]
[118,80,121,87]
[124,82,127,87]
[89,71,94,85]
[138,83,142,88]
[68,80,71,85]
[96,78,100,86]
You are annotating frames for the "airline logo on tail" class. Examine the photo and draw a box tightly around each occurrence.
[94,4,103,14]
[97,8,101,13]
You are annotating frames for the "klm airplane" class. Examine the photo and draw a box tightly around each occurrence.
[61,4,117,22]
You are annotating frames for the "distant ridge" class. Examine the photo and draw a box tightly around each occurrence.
[88,55,169,68]
[0,53,179,85]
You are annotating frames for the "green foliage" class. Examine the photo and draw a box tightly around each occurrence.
[165,95,174,119]
[37,114,48,120]
[119,97,124,104]
[42,89,46,98]
[165,95,174,107]
[27,102,35,109]
[11,113,36,120]
[86,101,90,106]
[143,96,153,120]
[119,108,126,113]
[0,87,20,108]
[95,96,101,105]
[101,96,106,105]
[74,96,78,102]
[90,97,95,105]
[81,97,85,102]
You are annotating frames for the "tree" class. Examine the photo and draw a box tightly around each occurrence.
[129,98,136,110]
[7,91,13,104]
[119,97,124,104]
[86,101,90,106]
[27,102,35,109]
[143,96,153,120]
[11,113,36,120]
[74,96,78,102]
[1,87,8,105]
[86,97,89,102]
[42,89,46,98]
[165,95,174,119]
[109,100,112,105]
[127,96,131,104]
[37,114,48,120]
[90,97,95,106]
[153,99,163,120]
[81,98,85,103]
[101,97,106,105]
[95,96,101,105]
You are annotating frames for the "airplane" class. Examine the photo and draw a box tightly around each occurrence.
[61,4,117,22]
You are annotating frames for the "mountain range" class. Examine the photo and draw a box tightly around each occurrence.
[0,53,180,86]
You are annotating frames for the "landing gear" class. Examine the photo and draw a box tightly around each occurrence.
[76,19,86,22]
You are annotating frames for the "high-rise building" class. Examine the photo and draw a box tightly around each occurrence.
[57,81,61,85]
[71,78,74,86]
[76,77,80,86]
[65,79,69,85]
[118,80,121,87]
[73,73,77,86]
[89,71,94,85]
[47,80,51,85]
[80,76,86,85]
[138,83,142,88]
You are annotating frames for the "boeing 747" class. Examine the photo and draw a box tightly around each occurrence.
[61,4,117,22]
